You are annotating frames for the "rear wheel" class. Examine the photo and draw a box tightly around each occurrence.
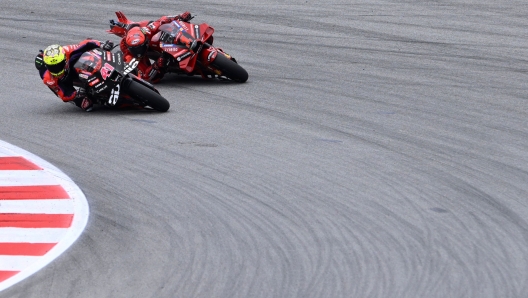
[210,53,248,83]
[123,79,170,112]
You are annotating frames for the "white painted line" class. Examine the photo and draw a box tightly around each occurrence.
[0,170,63,186]
[0,228,68,243]
[0,199,74,214]
[0,256,40,271]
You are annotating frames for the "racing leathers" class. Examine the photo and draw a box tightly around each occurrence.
[36,39,104,110]
[119,12,192,83]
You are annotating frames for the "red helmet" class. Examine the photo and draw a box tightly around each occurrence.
[125,27,148,58]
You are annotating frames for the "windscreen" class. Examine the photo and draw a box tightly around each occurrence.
[74,51,102,75]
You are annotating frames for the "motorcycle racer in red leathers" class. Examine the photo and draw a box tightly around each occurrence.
[34,39,114,111]
[119,11,193,83]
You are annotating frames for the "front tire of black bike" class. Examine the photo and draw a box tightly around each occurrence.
[123,80,170,112]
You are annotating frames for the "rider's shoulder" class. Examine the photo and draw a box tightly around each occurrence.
[42,71,57,85]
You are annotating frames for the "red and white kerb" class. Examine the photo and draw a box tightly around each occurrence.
[0,141,89,292]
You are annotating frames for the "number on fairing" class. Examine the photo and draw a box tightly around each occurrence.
[124,58,139,75]
[108,84,120,105]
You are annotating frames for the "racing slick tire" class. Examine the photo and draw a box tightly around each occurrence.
[123,79,170,112]
[211,53,248,83]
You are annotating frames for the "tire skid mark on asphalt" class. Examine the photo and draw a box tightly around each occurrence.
[0,141,89,292]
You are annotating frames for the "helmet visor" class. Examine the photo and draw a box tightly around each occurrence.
[129,43,148,58]
[46,60,66,76]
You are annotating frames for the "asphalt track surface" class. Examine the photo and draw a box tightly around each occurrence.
[2,0,528,297]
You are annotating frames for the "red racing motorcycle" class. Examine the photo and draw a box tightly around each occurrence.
[107,11,248,83]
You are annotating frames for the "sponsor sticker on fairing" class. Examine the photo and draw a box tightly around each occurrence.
[88,78,100,86]
[176,52,191,62]
[161,43,178,48]
[95,84,108,93]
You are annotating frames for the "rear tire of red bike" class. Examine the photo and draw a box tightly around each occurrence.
[124,80,170,112]
[211,53,248,83]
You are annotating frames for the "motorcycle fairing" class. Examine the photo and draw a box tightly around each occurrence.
[156,20,216,72]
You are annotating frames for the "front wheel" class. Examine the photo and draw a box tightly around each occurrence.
[210,53,248,83]
[123,79,170,112]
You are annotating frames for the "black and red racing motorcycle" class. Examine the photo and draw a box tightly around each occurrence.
[73,46,170,112]
[107,11,248,83]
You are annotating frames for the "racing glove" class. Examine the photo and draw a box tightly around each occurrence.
[179,11,192,22]
[101,40,114,51]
